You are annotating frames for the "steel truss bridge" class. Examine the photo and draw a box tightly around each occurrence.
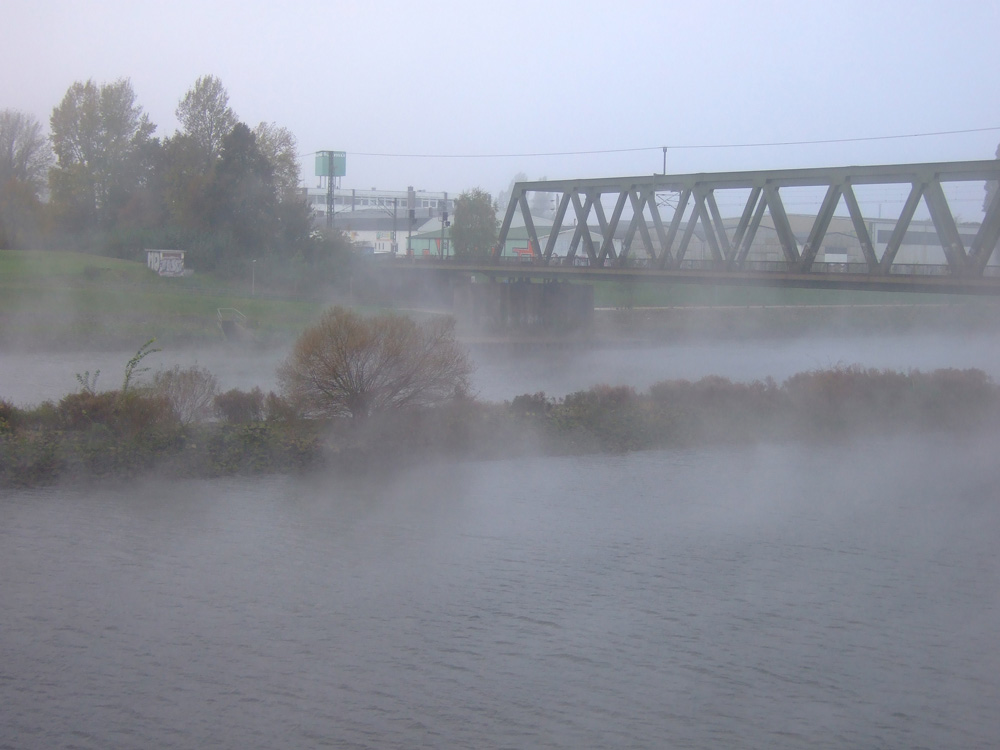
[480,160,1000,295]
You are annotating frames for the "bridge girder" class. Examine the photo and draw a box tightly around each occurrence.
[493,160,1000,283]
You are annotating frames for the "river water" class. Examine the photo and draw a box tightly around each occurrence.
[3,329,1000,407]
[2,333,1000,748]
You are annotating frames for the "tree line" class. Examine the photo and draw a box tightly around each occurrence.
[0,75,337,278]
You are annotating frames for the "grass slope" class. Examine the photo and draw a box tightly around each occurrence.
[0,250,326,349]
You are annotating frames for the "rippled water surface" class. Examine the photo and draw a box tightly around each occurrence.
[3,433,999,748]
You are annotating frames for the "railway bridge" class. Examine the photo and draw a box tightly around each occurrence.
[487,160,1000,294]
[382,160,1000,329]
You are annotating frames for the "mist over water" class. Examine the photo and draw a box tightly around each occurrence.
[4,329,1000,406]
[3,329,1000,747]
[3,433,999,748]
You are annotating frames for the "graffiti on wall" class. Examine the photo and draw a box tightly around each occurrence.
[158,254,185,276]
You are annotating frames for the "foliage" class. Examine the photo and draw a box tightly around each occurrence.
[150,365,219,424]
[510,392,553,417]
[253,121,300,197]
[215,386,265,424]
[264,391,298,422]
[49,78,156,234]
[279,307,473,422]
[175,74,237,165]
[0,109,52,248]
[121,338,160,397]
[17,73,314,277]
[2,364,998,488]
[75,369,101,395]
[0,109,52,191]
[0,398,24,434]
[452,187,498,259]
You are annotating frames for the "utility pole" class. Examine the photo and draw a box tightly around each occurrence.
[440,191,448,258]
[326,153,334,230]
[662,146,668,175]
[407,186,415,256]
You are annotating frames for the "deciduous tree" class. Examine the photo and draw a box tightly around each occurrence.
[452,187,497,259]
[176,75,237,166]
[0,109,51,192]
[254,121,300,197]
[278,307,473,423]
[202,122,277,267]
[49,78,156,231]
[0,110,51,247]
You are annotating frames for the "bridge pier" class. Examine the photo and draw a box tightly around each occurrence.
[453,279,594,334]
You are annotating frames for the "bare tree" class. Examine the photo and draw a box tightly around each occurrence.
[278,307,473,423]
[496,171,528,215]
[529,176,555,220]
[151,365,220,424]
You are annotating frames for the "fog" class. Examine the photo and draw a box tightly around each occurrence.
[3,430,999,747]
[4,327,1000,407]
[4,319,1000,746]
[4,2,999,194]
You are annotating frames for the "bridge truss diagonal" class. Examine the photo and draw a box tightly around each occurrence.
[492,160,1000,292]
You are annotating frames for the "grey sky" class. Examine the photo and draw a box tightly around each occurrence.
[4,0,1000,213]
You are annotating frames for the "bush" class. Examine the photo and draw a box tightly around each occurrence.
[56,389,177,436]
[263,391,298,422]
[150,365,220,424]
[0,399,24,434]
[278,306,473,423]
[510,392,553,418]
[58,391,120,430]
[115,391,178,436]
[215,387,265,424]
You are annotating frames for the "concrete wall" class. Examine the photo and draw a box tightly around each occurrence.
[454,279,594,333]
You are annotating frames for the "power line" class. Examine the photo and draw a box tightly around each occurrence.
[300,126,1000,160]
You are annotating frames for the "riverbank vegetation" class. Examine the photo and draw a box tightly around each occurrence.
[2,360,996,488]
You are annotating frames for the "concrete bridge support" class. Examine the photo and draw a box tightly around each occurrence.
[453,279,594,333]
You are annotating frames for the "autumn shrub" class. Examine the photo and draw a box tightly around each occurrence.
[647,376,781,443]
[909,368,996,427]
[784,366,913,435]
[150,365,219,424]
[115,391,178,436]
[279,306,472,423]
[203,422,321,475]
[18,401,60,431]
[56,389,177,437]
[0,399,24,434]
[57,391,120,430]
[510,392,553,418]
[554,384,646,451]
[0,433,62,486]
[215,387,265,424]
[264,391,298,422]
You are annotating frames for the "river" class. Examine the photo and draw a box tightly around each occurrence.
[2,333,1000,747]
[3,329,1000,407]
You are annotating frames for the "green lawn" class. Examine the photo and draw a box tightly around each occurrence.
[0,249,326,349]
